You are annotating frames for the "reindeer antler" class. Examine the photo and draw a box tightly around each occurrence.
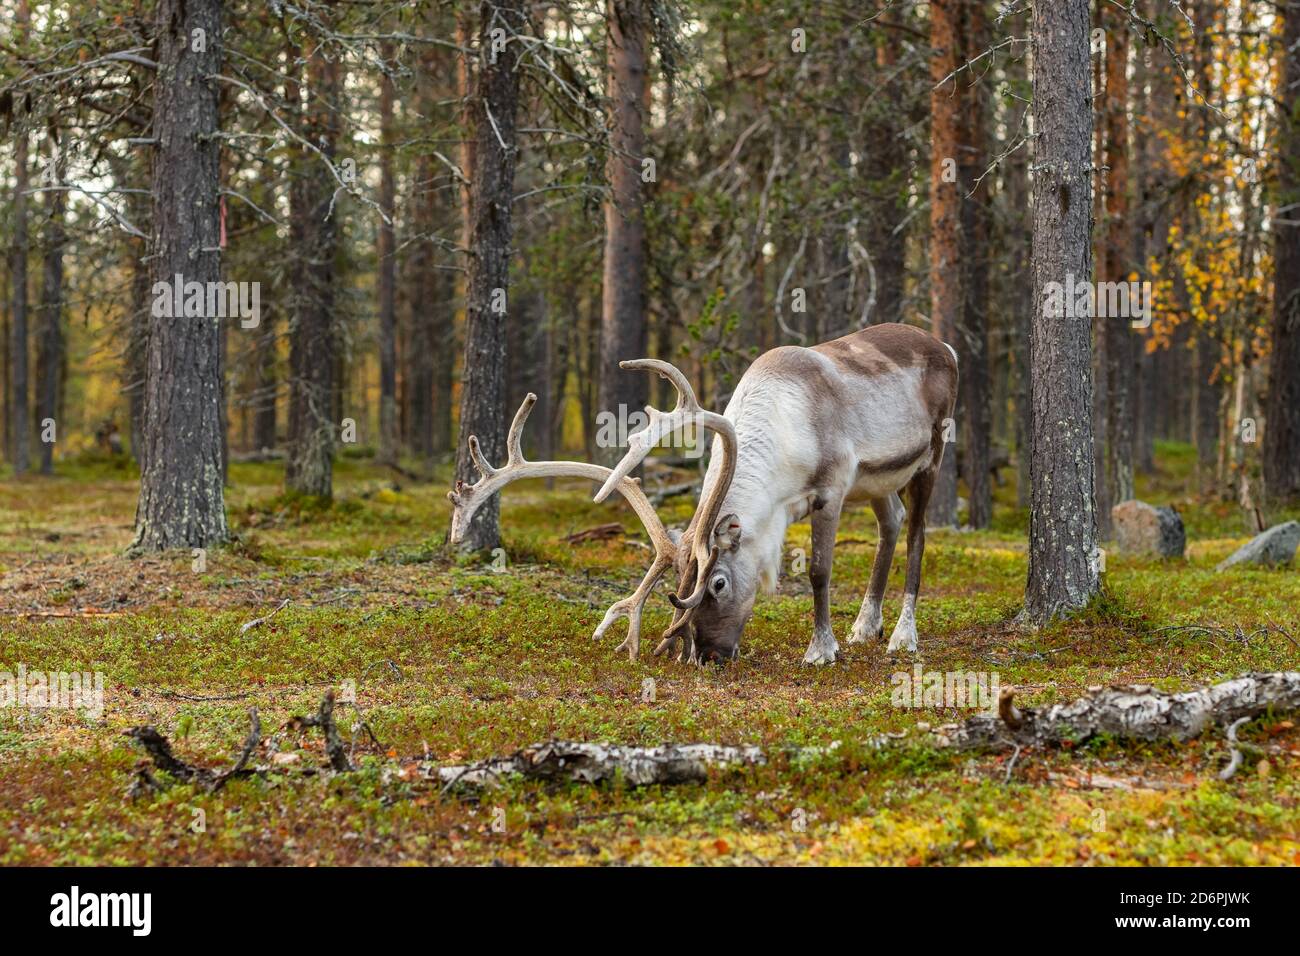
[448,393,678,660]
[593,360,739,659]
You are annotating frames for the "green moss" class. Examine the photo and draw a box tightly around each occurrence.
[0,445,1297,864]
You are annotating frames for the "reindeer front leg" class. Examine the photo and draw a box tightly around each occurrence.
[849,493,904,645]
[803,495,844,665]
[888,470,935,654]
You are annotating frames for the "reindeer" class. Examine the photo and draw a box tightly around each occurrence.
[449,322,958,666]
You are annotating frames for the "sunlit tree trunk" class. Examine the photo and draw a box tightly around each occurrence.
[927,0,962,526]
[597,0,649,469]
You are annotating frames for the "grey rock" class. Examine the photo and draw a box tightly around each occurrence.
[1111,499,1185,559]
[1216,521,1300,571]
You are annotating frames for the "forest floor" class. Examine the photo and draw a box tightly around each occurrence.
[0,442,1298,865]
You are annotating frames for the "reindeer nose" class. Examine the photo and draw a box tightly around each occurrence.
[700,647,728,665]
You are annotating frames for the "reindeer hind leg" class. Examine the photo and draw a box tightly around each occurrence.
[887,470,935,654]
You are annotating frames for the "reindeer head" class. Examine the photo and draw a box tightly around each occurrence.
[450,359,740,664]
[662,507,759,663]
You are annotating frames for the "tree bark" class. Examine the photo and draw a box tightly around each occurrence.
[1266,0,1300,502]
[1006,24,1033,510]
[8,0,31,475]
[927,0,962,527]
[452,0,527,551]
[868,41,906,326]
[377,41,399,467]
[1101,1,1134,532]
[958,0,991,529]
[596,0,649,469]
[252,303,277,451]
[286,28,340,498]
[37,131,65,476]
[409,50,438,472]
[125,162,151,466]
[131,0,229,550]
[1025,0,1099,624]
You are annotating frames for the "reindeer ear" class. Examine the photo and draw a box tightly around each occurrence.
[713,513,742,551]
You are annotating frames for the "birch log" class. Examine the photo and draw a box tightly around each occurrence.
[935,672,1300,750]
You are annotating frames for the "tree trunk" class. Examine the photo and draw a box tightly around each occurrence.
[1132,25,1160,476]
[37,131,65,476]
[377,41,399,467]
[596,0,649,469]
[1025,0,1099,624]
[126,172,151,466]
[868,41,906,326]
[1194,325,1221,495]
[286,29,340,499]
[958,0,991,529]
[1266,0,1300,502]
[252,302,277,451]
[131,0,229,550]
[1101,2,1134,532]
[927,0,962,526]
[1006,25,1033,510]
[408,48,438,473]
[452,0,527,551]
[8,0,31,475]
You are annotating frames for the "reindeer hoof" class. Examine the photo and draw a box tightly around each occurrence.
[802,633,839,666]
[848,614,884,646]
[885,626,918,654]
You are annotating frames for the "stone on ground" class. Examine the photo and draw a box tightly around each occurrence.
[1111,499,1185,559]
[1216,521,1300,571]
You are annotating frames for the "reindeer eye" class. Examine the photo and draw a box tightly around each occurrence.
[711,575,727,594]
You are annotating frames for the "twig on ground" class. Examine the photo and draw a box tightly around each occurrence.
[1004,744,1021,783]
[1218,716,1255,782]
[238,598,290,635]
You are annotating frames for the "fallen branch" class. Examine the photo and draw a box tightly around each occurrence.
[125,707,260,794]
[288,690,353,772]
[238,598,290,635]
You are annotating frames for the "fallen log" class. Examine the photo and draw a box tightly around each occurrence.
[433,741,767,792]
[122,674,1300,796]
[436,673,1300,789]
[933,671,1300,751]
